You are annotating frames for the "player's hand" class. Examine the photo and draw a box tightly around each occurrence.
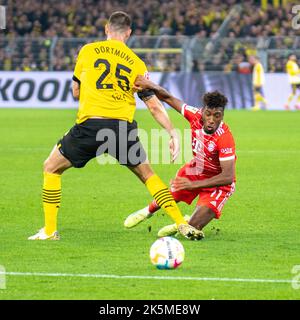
[170,177,194,191]
[169,134,180,162]
[134,75,153,91]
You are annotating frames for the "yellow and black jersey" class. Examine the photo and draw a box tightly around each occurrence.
[286,60,300,84]
[73,39,148,124]
[253,62,265,87]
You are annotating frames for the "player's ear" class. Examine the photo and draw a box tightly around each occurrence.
[105,24,109,36]
[126,28,132,38]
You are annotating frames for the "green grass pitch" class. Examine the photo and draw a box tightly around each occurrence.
[0,108,299,300]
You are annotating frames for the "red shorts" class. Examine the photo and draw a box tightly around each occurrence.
[171,164,235,219]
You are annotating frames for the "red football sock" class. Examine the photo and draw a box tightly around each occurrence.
[148,200,160,214]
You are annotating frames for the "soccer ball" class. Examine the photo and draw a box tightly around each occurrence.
[149,236,185,269]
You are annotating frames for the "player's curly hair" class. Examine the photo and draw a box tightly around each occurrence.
[203,91,228,110]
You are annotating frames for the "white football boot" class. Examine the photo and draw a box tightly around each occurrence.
[28,228,60,240]
[124,207,153,228]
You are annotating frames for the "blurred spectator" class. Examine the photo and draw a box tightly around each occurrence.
[0,0,298,71]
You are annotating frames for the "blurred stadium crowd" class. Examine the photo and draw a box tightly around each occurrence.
[0,0,298,72]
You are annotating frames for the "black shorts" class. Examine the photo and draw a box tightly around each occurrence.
[291,84,300,94]
[253,86,264,95]
[57,119,147,168]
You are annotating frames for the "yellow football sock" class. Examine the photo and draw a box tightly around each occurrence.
[43,172,61,236]
[254,93,261,109]
[260,95,268,106]
[286,93,294,107]
[145,174,186,226]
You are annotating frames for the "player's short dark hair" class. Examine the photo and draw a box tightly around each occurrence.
[203,91,228,110]
[108,11,132,32]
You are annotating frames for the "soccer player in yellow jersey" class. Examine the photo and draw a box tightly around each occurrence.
[28,11,203,241]
[285,54,300,110]
[248,55,268,111]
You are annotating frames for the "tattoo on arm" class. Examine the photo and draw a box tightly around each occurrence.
[141,95,153,102]
[153,86,171,100]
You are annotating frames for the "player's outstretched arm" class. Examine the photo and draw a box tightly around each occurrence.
[72,80,80,99]
[142,95,180,162]
[135,75,183,113]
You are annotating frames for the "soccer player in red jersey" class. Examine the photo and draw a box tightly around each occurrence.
[124,75,236,238]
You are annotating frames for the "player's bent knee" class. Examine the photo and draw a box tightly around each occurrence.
[43,158,69,174]
[43,158,57,174]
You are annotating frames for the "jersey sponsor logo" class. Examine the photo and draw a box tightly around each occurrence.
[221,148,233,154]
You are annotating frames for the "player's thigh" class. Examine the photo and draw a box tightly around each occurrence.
[189,205,215,230]
[44,145,72,174]
[171,163,201,204]
[117,120,147,167]
[128,160,154,183]
[197,185,235,219]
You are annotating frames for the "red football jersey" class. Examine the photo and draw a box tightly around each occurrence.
[181,104,236,178]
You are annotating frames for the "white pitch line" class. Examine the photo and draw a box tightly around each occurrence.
[0,271,297,284]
